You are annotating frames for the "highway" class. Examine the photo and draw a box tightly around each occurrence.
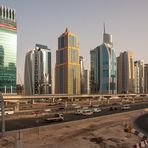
[0,102,148,132]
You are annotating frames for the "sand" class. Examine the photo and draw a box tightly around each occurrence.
[0,109,146,148]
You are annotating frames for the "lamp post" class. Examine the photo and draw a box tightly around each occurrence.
[0,92,5,137]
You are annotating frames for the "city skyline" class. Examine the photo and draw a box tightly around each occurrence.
[1,0,148,84]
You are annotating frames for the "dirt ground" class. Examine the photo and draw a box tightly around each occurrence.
[0,109,146,148]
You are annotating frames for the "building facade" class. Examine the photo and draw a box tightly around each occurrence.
[144,64,148,93]
[55,28,80,94]
[117,51,135,94]
[134,60,144,94]
[0,6,17,93]
[84,69,88,94]
[90,26,117,94]
[79,56,88,94]
[24,44,51,95]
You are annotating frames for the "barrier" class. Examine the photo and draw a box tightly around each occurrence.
[124,124,148,148]
[133,139,148,148]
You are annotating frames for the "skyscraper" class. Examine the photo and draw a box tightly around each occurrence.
[84,69,88,94]
[144,64,148,93]
[55,28,80,95]
[79,56,88,94]
[134,60,144,94]
[117,51,135,94]
[0,6,17,93]
[90,25,117,94]
[24,44,51,95]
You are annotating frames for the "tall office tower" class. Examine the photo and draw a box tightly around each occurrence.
[90,25,117,94]
[79,56,88,94]
[117,51,135,94]
[24,44,51,95]
[0,6,17,93]
[144,64,148,93]
[134,60,144,94]
[84,69,88,94]
[55,28,80,94]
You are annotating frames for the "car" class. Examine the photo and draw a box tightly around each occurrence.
[74,105,81,109]
[92,108,101,113]
[109,106,118,111]
[82,109,93,116]
[58,107,65,110]
[45,113,64,122]
[44,108,51,112]
[75,109,83,115]
[121,104,131,110]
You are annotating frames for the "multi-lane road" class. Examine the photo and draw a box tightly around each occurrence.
[0,101,148,132]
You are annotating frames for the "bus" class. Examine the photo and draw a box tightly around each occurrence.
[0,108,14,116]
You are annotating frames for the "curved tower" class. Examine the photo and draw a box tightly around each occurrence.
[90,25,116,94]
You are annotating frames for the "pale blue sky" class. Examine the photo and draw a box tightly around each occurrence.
[1,0,148,84]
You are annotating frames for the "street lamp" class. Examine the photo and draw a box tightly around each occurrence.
[0,92,5,137]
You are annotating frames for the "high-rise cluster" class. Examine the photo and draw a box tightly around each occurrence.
[1,5,148,95]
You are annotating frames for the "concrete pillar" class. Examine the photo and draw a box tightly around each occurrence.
[89,99,92,106]
[5,101,8,107]
[71,97,73,102]
[32,100,35,104]
[132,97,135,104]
[121,97,123,103]
[14,101,20,112]
[52,98,55,103]
[65,101,67,108]
[107,98,110,104]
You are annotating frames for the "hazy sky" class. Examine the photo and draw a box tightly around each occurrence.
[1,0,148,84]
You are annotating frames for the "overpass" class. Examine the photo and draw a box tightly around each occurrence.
[3,93,147,101]
[1,93,148,112]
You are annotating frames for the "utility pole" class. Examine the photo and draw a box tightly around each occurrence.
[0,92,5,137]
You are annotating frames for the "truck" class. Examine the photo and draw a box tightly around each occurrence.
[45,113,64,122]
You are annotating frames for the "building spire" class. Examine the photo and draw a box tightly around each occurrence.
[103,22,106,34]
[65,27,69,33]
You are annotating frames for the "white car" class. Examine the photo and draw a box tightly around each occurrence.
[121,105,131,110]
[82,109,93,116]
[74,105,81,109]
[92,108,101,113]
[75,109,83,115]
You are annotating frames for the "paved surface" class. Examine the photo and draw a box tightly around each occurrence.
[134,113,148,135]
[0,102,148,131]
[0,109,144,148]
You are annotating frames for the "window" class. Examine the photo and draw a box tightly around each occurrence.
[71,49,77,63]
[60,50,64,64]
[60,37,65,48]
[69,35,76,47]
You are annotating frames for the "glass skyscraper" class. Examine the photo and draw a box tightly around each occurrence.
[55,28,80,94]
[90,25,117,94]
[24,44,52,95]
[0,6,17,93]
